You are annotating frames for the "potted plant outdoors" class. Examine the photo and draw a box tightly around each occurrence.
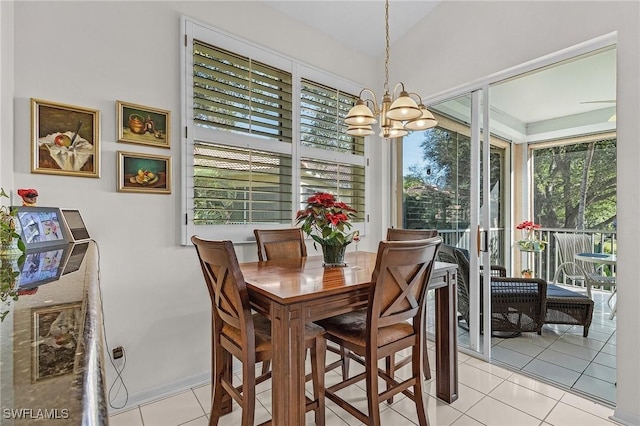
[515,220,547,252]
[521,268,534,278]
[295,192,358,267]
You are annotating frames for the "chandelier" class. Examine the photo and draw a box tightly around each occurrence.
[345,0,437,139]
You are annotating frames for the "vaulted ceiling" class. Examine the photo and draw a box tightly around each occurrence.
[262,1,616,141]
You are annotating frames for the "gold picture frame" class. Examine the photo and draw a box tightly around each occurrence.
[117,151,171,194]
[117,100,171,148]
[31,98,100,178]
[31,302,83,382]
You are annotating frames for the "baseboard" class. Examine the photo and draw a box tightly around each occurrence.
[106,371,211,416]
[611,408,640,426]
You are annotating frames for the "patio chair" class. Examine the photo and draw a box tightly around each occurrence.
[437,244,546,336]
[552,232,616,299]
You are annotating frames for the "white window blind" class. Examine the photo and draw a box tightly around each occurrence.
[194,142,293,224]
[300,79,364,155]
[300,158,365,221]
[193,40,293,143]
[183,20,368,241]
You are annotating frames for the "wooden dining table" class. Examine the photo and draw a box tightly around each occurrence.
[237,251,458,425]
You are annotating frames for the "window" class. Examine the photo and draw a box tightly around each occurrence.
[531,135,617,230]
[183,19,367,242]
[193,41,293,142]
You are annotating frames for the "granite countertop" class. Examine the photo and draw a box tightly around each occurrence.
[0,241,107,425]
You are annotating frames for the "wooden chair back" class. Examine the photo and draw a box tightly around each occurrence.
[191,236,255,354]
[368,238,441,344]
[254,228,307,261]
[386,228,438,241]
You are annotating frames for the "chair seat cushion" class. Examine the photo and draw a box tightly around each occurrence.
[223,314,324,354]
[317,309,414,348]
[547,284,591,299]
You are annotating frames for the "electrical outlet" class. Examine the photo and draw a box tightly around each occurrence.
[112,346,124,359]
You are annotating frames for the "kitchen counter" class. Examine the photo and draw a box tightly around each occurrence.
[0,241,107,425]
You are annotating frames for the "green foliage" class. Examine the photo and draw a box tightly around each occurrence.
[1,187,27,322]
[296,192,357,249]
[1,188,26,249]
[533,139,617,229]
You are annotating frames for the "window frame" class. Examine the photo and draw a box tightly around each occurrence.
[181,18,368,244]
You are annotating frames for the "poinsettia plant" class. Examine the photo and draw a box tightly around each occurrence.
[516,220,547,252]
[296,192,358,248]
[516,220,541,241]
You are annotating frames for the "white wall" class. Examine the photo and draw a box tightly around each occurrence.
[2,0,384,409]
[3,1,639,422]
[392,1,639,424]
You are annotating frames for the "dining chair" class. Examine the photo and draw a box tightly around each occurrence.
[317,237,441,426]
[253,228,307,261]
[384,227,439,392]
[253,228,310,375]
[191,236,326,426]
[386,227,438,241]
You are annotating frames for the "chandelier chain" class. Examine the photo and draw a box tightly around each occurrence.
[384,0,390,93]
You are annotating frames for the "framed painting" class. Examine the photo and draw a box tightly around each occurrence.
[31,302,83,382]
[31,98,100,178]
[117,151,171,194]
[117,100,171,148]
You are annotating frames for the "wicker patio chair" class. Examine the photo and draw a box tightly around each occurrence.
[437,244,547,336]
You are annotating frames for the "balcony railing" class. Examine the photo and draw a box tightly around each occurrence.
[437,227,616,291]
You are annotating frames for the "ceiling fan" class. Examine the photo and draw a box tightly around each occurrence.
[580,99,616,122]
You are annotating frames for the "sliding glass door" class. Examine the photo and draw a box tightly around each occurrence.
[400,90,500,358]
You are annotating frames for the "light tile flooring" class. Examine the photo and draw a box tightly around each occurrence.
[109,342,619,426]
[455,286,616,406]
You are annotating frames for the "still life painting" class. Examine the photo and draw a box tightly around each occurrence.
[117,101,170,148]
[31,98,100,178]
[32,302,82,382]
[117,151,171,194]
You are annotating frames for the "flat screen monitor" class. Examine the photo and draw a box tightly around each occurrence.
[15,206,70,250]
[18,244,71,289]
[61,209,91,242]
[62,242,90,275]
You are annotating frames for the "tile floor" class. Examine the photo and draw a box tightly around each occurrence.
[109,286,618,426]
[456,286,616,406]
[109,344,619,426]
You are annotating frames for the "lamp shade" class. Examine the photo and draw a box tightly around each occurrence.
[386,91,421,121]
[345,100,377,125]
[347,125,374,136]
[404,107,438,131]
[380,120,408,138]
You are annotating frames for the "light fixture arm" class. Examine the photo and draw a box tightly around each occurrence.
[357,88,382,114]
[383,0,390,94]
[344,0,437,139]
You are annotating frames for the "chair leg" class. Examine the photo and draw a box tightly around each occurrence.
[340,346,350,379]
[241,359,257,426]
[413,347,430,426]
[423,333,432,381]
[366,349,382,426]
[209,345,228,426]
[385,355,395,404]
[310,337,326,426]
[261,360,271,375]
